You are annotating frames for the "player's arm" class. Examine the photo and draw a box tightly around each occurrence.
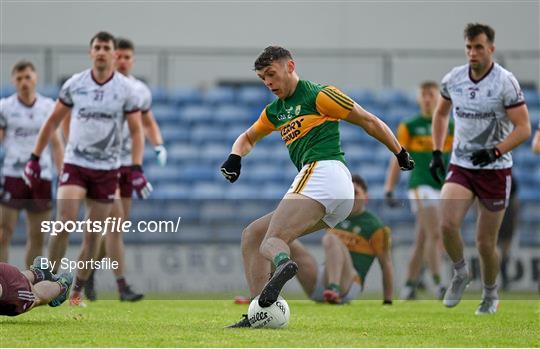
[497,104,531,154]
[430,97,452,183]
[316,87,414,171]
[377,248,393,304]
[49,129,64,173]
[61,114,70,142]
[384,123,410,206]
[127,111,144,166]
[23,102,71,187]
[532,127,540,154]
[142,110,167,166]
[220,109,274,183]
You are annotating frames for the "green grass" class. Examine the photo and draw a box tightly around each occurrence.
[1,297,539,347]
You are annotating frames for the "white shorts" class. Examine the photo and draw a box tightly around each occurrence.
[407,185,441,213]
[286,160,354,228]
[310,264,362,303]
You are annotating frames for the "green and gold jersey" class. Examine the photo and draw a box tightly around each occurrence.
[329,210,391,285]
[251,80,354,171]
[397,115,454,189]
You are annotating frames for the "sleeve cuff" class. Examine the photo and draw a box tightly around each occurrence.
[125,108,141,114]
[504,101,526,109]
[441,94,452,101]
[58,98,73,107]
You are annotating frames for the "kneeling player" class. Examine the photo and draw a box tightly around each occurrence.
[290,175,393,305]
[0,257,73,316]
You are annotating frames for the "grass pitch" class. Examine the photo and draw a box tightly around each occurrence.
[1,295,538,347]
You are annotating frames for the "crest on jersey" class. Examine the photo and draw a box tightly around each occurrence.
[295,105,301,116]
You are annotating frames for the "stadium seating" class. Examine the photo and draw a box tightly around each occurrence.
[6,85,540,245]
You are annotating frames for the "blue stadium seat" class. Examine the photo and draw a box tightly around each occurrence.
[39,84,60,99]
[344,89,376,105]
[203,87,236,105]
[191,127,227,144]
[150,87,169,104]
[178,105,214,124]
[213,104,252,124]
[192,182,226,199]
[146,165,179,182]
[169,87,203,106]
[199,143,229,162]
[162,128,190,143]
[376,89,410,106]
[237,86,270,107]
[167,143,199,161]
[152,183,191,200]
[523,89,540,108]
[0,85,15,98]
[180,165,218,182]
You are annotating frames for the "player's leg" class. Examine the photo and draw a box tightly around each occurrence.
[420,205,445,299]
[440,182,475,307]
[288,239,319,298]
[474,203,505,315]
[24,209,51,267]
[258,192,328,306]
[48,185,86,272]
[241,212,273,298]
[401,223,426,300]
[70,198,112,305]
[106,195,142,301]
[0,205,19,263]
[320,233,357,303]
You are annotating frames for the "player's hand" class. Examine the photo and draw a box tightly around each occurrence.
[384,191,401,208]
[22,153,41,188]
[395,147,415,171]
[131,165,153,199]
[429,150,446,184]
[155,145,168,167]
[470,147,501,167]
[220,154,241,183]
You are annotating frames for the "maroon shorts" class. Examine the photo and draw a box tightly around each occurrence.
[0,176,52,212]
[0,263,35,316]
[446,164,512,212]
[59,163,119,202]
[118,166,133,198]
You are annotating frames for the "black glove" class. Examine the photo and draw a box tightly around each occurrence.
[220,154,242,183]
[470,147,501,167]
[395,147,415,171]
[429,150,446,184]
[384,191,400,208]
[383,300,393,305]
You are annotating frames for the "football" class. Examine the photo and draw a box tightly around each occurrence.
[247,296,290,329]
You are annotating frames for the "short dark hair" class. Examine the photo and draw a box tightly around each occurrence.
[464,23,495,43]
[11,60,35,75]
[116,37,135,51]
[90,31,116,49]
[254,46,293,71]
[352,175,368,192]
[420,80,438,90]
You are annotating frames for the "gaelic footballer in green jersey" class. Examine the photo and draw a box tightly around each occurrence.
[221,46,413,327]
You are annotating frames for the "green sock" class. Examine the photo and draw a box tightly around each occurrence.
[327,283,342,293]
[405,279,417,288]
[433,274,441,285]
[273,252,290,267]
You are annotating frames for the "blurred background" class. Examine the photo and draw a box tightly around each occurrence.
[1,1,539,297]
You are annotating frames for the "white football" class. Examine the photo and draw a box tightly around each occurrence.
[247,296,290,329]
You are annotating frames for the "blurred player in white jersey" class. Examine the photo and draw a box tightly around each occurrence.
[431,23,531,314]
[0,61,64,266]
[82,37,166,301]
[24,31,151,306]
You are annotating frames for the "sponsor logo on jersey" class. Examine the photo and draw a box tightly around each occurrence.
[455,107,496,120]
[78,108,115,122]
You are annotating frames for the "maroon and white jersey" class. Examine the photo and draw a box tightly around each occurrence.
[120,76,152,167]
[441,63,525,169]
[59,69,141,170]
[0,94,55,180]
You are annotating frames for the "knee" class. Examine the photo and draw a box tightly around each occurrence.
[322,233,339,250]
[440,218,460,236]
[476,238,496,257]
[241,223,263,251]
